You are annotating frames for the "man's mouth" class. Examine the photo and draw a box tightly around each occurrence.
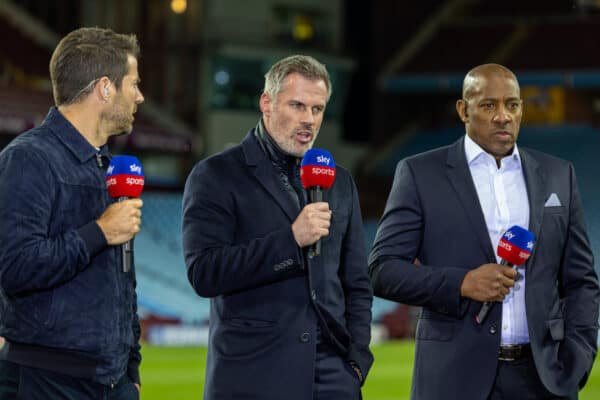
[296,130,313,144]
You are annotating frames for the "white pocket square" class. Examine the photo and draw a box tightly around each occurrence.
[544,193,562,207]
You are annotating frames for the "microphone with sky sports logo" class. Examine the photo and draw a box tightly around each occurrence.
[106,155,144,272]
[475,225,535,324]
[300,148,336,257]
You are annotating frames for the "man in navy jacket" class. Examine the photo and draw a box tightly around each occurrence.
[182,55,373,400]
[369,64,599,399]
[0,28,144,399]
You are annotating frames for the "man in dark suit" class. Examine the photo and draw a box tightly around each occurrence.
[369,64,599,399]
[182,55,373,400]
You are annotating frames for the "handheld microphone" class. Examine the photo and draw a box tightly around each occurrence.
[300,148,336,257]
[106,155,144,272]
[475,225,535,324]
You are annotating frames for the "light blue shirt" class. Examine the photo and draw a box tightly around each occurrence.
[464,134,530,345]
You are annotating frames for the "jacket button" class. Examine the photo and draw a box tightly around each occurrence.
[489,325,497,334]
[311,290,317,300]
[300,332,311,343]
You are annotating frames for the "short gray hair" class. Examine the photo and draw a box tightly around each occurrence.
[263,55,332,102]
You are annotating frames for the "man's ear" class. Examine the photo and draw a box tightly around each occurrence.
[259,93,271,116]
[456,99,469,123]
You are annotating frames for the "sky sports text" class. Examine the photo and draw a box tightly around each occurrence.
[106,177,145,186]
[308,167,335,176]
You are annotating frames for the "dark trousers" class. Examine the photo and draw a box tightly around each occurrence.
[313,346,361,400]
[0,360,138,400]
[487,357,577,400]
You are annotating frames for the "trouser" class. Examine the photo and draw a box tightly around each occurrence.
[487,356,577,400]
[313,342,362,400]
[0,360,139,400]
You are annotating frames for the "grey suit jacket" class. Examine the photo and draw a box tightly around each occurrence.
[369,137,599,399]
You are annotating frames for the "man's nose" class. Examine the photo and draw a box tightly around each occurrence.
[493,106,511,124]
[300,108,315,125]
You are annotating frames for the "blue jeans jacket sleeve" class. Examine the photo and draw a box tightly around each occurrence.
[0,146,103,296]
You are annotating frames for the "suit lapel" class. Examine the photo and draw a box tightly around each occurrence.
[241,131,299,221]
[519,148,545,265]
[446,137,496,262]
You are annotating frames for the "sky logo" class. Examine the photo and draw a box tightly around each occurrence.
[316,155,330,165]
[129,164,142,174]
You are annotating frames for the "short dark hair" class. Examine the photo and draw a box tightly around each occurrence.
[263,55,332,102]
[50,27,140,106]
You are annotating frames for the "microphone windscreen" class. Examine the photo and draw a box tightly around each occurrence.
[497,225,535,266]
[300,148,336,189]
[106,155,145,198]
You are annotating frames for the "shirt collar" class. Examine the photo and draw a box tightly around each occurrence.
[43,107,111,164]
[464,133,521,168]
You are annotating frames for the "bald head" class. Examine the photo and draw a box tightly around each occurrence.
[456,63,523,166]
[462,64,520,100]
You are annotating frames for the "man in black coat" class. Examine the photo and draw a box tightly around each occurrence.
[182,55,373,400]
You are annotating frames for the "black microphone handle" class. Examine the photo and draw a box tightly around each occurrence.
[475,259,512,325]
[308,186,323,257]
[118,196,133,272]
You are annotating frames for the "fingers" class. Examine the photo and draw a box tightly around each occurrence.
[291,203,332,247]
[97,199,144,245]
[460,263,519,302]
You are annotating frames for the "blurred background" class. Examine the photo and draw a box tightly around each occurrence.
[1,0,600,398]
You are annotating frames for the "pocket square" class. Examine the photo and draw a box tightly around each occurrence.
[544,193,562,207]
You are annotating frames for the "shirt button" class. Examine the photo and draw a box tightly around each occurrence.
[300,332,311,343]
[311,290,317,300]
[489,325,497,334]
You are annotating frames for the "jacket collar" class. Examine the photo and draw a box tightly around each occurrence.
[241,122,300,221]
[446,137,496,262]
[446,137,546,264]
[43,107,111,164]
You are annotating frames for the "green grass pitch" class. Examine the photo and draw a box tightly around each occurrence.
[140,340,600,399]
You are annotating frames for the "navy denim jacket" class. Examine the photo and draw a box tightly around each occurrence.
[0,108,141,386]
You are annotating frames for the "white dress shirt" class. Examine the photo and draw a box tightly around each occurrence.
[464,134,530,345]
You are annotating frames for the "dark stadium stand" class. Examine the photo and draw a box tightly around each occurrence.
[0,12,51,77]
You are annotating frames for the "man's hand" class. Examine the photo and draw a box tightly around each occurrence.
[96,199,143,245]
[348,361,363,383]
[460,263,517,302]
[291,202,331,247]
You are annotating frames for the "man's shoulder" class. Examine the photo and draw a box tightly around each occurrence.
[520,146,572,168]
[402,142,455,168]
[188,142,245,179]
[0,127,55,165]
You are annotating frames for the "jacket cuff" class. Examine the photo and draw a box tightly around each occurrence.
[432,267,470,317]
[346,345,374,385]
[77,221,107,258]
[127,361,141,385]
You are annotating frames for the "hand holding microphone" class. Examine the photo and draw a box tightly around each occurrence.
[96,200,143,245]
[473,225,535,324]
[98,155,145,272]
[292,149,336,257]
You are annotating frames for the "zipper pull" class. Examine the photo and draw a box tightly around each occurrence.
[96,153,103,168]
